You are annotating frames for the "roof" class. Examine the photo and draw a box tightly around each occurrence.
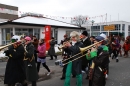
[0,16,85,30]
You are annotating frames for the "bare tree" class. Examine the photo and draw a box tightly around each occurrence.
[71,15,89,27]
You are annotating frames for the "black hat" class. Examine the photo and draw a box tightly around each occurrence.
[82,31,88,36]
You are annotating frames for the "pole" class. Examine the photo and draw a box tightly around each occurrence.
[118,13,119,36]
[106,13,107,25]
[90,26,91,36]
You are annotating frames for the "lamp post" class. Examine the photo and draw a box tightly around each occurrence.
[91,20,95,36]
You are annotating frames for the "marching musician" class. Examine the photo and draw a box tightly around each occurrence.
[32,36,39,63]
[80,31,91,79]
[24,36,38,86]
[60,34,69,45]
[64,31,84,86]
[60,38,71,80]
[4,35,27,86]
[48,37,57,60]
[86,34,109,86]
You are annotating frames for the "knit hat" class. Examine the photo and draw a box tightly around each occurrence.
[82,31,88,36]
[25,36,31,41]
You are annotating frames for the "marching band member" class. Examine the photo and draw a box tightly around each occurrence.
[48,37,57,60]
[60,38,71,80]
[24,36,38,86]
[64,31,84,86]
[4,35,26,86]
[80,31,91,79]
[32,36,39,63]
[86,34,109,86]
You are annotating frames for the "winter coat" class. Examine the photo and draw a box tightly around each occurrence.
[81,37,91,66]
[68,41,84,75]
[48,40,56,55]
[86,45,109,86]
[4,44,26,84]
[37,43,46,58]
[24,43,38,82]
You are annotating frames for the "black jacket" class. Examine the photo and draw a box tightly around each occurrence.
[81,37,91,66]
[24,43,38,82]
[92,47,109,86]
[68,41,84,75]
[4,44,26,84]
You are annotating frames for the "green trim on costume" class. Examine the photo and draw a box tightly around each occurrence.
[76,74,82,86]
[86,51,97,60]
[103,45,108,51]
[64,61,72,86]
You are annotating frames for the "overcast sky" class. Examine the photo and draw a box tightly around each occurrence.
[0,0,130,23]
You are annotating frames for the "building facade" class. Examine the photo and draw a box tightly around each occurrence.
[0,3,18,22]
[83,21,130,38]
[0,16,84,45]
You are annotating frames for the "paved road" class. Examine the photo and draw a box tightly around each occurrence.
[1,55,130,86]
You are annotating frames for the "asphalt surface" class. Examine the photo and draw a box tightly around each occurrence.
[0,54,130,86]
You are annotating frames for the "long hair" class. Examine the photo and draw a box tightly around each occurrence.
[70,31,80,41]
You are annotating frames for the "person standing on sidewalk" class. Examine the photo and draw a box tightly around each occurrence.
[37,39,51,76]
[24,36,38,86]
[48,37,57,60]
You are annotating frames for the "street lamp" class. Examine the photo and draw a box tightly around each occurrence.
[91,20,95,36]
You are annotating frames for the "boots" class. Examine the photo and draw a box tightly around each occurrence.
[60,73,65,80]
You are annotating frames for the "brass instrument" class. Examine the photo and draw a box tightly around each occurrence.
[58,45,64,51]
[0,41,22,51]
[62,40,104,66]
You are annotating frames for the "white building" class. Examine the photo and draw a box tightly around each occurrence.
[82,21,130,39]
[0,16,85,45]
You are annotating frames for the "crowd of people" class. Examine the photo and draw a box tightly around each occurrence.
[4,35,52,86]
[3,30,130,86]
[59,31,130,86]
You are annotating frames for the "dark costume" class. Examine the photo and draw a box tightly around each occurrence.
[64,41,84,86]
[86,45,109,86]
[81,37,91,72]
[24,43,38,85]
[4,44,26,86]
[32,39,39,62]
[61,47,71,80]
[48,39,57,60]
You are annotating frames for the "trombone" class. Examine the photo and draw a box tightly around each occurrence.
[62,40,104,66]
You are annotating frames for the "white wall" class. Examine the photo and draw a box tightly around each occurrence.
[40,27,45,39]
[57,29,66,44]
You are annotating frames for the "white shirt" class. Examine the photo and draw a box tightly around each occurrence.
[83,37,88,42]
[72,41,77,46]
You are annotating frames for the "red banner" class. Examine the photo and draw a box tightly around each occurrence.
[45,26,51,50]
